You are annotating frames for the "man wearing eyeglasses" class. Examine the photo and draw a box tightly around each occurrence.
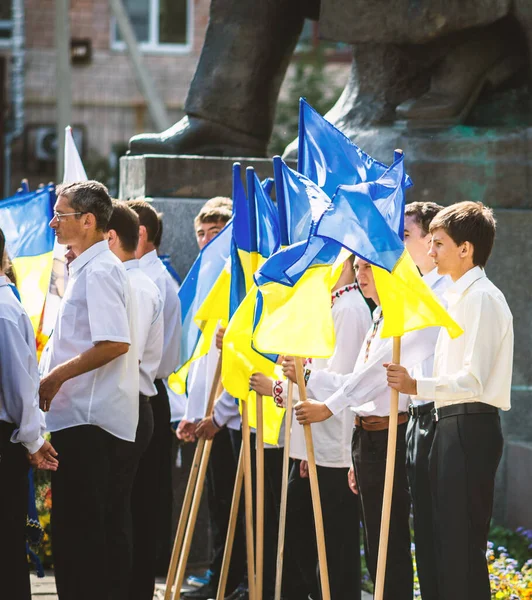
[39,181,140,600]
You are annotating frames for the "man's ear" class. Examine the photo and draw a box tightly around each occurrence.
[139,225,148,242]
[107,229,117,248]
[82,212,97,230]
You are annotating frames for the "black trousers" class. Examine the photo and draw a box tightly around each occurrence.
[406,404,438,600]
[51,424,136,600]
[429,409,503,600]
[0,421,31,600]
[352,423,412,600]
[207,427,246,593]
[283,460,361,600]
[128,396,157,600]
[129,382,172,600]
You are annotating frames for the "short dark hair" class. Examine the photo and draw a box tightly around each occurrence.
[429,201,496,267]
[153,212,163,249]
[194,196,232,228]
[405,201,444,236]
[127,199,160,242]
[108,200,140,253]
[56,180,113,232]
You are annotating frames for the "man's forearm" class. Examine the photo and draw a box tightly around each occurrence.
[51,341,130,385]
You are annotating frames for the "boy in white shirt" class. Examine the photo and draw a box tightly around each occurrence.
[386,201,513,600]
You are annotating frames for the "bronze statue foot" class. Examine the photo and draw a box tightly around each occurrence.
[128,115,268,157]
[396,27,525,128]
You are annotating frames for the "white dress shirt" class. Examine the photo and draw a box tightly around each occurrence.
[44,240,140,442]
[415,266,513,410]
[275,285,372,467]
[410,268,452,406]
[0,277,46,454]
[139,250,181,379]
[124,259,164,397]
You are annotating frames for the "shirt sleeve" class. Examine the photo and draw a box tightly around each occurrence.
[415,291,510,402]
[324,325,439,415]
[213,390,240,428]
[86,267,131,344]
[0,317,45,454]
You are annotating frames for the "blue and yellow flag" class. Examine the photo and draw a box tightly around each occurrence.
[316,154,462,339]
[168,219,233,394]
[222,166,284,443]
[0,185,55,335]
[297,97,412,198]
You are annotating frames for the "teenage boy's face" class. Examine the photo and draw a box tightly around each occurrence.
[355,257,379,303]
[429,228,463,276]
[404,216,431,267]
[196,220,226,249]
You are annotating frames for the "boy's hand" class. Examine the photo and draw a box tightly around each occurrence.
[249,373,273,397]
[281,357,297,383]
[294,400,332,425]
[384,363,417,395]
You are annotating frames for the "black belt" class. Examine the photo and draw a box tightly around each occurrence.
[408,402,434,418]
[139,393,149,403]
[432,402,499,423]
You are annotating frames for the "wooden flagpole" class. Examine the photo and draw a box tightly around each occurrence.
[166,356,222,600]
[274,380,294,600]
[374,336,402,600]
[255,394,265,600]
[216,446,245,600]
[241,400,257,600]
[294,358,331,600]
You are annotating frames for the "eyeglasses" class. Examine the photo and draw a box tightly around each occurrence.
[52,211,84,222]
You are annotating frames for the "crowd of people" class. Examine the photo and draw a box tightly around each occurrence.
[0,179,514,600]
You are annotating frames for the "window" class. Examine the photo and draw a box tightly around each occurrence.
[112,0,192,54]
[0,4,12,46]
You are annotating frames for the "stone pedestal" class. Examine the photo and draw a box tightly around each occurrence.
[119,126,532,531]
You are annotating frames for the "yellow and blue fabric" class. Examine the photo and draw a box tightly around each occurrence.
[297,97,412,198]
[168,218,233,395]
[222,166,284,443]
[251,167,346,359]
[0,185,55,333]
[315,154,463,339]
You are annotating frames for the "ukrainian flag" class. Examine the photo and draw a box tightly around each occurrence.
[316,153,463,339]
[297,97,412,198]
[222,166,284,443]
[0,185,55,333]
[168,218,233,395]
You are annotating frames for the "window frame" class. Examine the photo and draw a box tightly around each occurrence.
[111,0,194,55]
[0,19,12,48]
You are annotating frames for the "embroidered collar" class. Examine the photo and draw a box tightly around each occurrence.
[331,283,359,306]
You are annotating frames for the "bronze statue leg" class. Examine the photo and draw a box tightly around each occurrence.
[129,0,315,156]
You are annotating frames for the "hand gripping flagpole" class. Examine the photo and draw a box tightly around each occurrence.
[216,445,245,600]
[274,380,294,600]
[255,393,265,600]
[295,358,331,600]
[374,336,401,600]
[167,355,222,600]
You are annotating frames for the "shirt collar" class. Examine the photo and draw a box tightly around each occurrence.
[444,266,486,305]
[123,258,140,271]
[138,249,158,268]
[0,275,8,288]
[423,267,443,288]
[69,240,110,276]
[372,305,383,322]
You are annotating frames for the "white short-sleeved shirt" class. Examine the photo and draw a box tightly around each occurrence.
[0,277,46,454]
[139,250,181,379]
[124,259,164,397]
[44,240,140,442]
